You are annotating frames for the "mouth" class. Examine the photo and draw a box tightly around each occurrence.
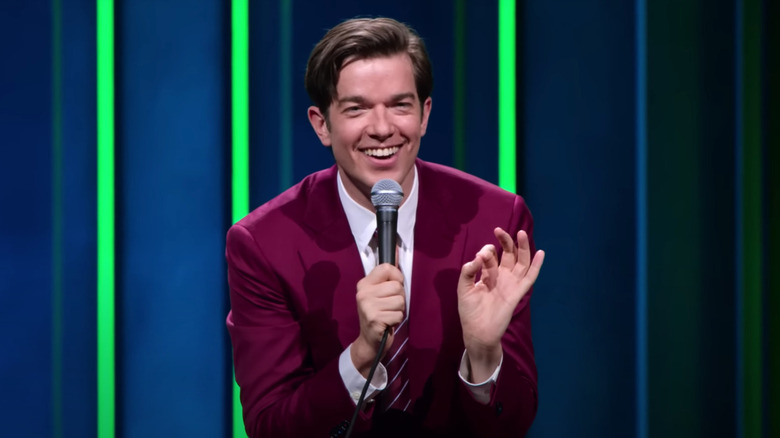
[361,146,400,159]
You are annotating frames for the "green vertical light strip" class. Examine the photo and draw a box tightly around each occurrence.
[231,0,249,437]
[232,0,249,223]
[739,0,763,436]
[51,0,63,436]
[498,0,516,193]
[279,0,293,190]
[453,0,466,170]
[97,0,115,437]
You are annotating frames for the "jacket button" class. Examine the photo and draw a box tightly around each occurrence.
[496,401,503,416]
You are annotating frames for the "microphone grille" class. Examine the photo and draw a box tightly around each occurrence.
[371,179,404,208]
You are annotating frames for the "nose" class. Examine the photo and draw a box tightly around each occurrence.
[366,106,394,141]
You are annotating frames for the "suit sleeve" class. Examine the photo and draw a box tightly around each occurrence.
[225,224,375,437]
[456,195,539,437]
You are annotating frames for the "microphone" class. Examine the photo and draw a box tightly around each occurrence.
[371,179,404,265]
[345,179,403,438]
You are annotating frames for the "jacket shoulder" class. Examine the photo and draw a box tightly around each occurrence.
[417,159,522,205]
[231,166,337,237]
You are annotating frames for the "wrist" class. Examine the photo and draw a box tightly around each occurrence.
[350,338,376,378]
[464,343,502,383]
[463,335,501,360]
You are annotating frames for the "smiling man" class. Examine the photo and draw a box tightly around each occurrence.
[226,17,545,437]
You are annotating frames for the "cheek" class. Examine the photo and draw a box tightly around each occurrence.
[399,118,424,136]
[331,124,363,145]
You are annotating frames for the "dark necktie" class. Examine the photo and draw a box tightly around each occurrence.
[379,315,410,412]
[369,230,411,412]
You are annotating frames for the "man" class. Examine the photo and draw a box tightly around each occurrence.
[226,17,545,437]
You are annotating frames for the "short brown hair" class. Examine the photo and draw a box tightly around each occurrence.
[304,17,433,116]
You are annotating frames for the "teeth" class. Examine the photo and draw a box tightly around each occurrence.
[363,147,399,158]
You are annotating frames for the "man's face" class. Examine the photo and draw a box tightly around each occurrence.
[308,53,432,208]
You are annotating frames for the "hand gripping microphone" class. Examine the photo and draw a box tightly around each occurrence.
[344,179,403,438]
[370,179,404,265]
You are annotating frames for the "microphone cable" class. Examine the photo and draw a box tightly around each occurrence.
[343,328,389,438]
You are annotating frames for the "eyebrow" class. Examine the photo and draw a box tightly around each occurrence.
[336,92,416,106]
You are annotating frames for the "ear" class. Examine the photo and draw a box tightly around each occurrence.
[419,96,433,137]
[308,106,332,146]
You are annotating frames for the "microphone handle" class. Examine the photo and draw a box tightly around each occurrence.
[376,207,398,265]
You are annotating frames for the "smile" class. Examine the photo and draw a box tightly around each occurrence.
[362,146,400,158]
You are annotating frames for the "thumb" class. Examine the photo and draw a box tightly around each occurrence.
[458,256,483,296]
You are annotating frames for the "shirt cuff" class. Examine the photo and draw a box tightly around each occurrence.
[339,344,388,405]
[457,350,502,405]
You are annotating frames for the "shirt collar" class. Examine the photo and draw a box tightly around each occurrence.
[337,166,419,251]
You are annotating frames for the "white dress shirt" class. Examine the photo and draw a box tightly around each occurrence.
[336,166,500,406]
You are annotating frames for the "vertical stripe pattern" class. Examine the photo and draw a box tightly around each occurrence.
[453,0,466,171]
[231,0,250,437]
[380,319,411,412]
[635,0,648,437]
[498,0,516,193]
[279,0,293,190]
[96,0,116,436]
[51,0,64,436]
[737,0,764,436]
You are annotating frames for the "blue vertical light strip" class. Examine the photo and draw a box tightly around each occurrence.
[51,0,63,436]
[735,1,744,437]
[279,0,293,190]
[635,0,648,437]
[453,0,466,171]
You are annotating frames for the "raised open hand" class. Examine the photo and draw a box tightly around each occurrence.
[457,228,545,381]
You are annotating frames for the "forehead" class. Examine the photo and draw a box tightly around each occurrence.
[334,54,416,100]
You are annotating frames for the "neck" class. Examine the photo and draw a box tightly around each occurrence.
[338,174,410,213]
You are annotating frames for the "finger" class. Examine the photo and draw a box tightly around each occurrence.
[356,280,405,313]
[368,310,405,338]
[494,227,517,269]
[377,310,406,346]
[379,310,406,326]
[366,280,406,298]
[477,244,499,288]
[520,249,545,289]
[362,303,405,330]
[478,244,498,268]
[458,254,483,296]
[361,296,405,325]
[364,263,405,284]
[515,230,532,273]
[378,294,406,313]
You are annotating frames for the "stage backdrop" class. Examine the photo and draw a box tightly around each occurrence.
[1,1,777,437]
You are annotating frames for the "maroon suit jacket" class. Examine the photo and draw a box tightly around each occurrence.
[226,159,537,437]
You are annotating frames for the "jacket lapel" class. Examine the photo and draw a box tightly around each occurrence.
[407,160,470,403]
[297,167,366,362]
